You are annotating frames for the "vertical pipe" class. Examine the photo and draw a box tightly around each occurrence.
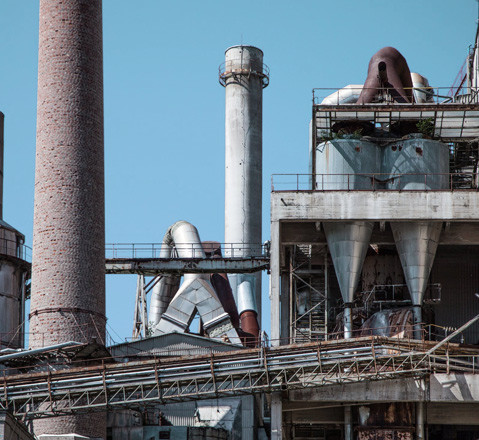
[30,0,105,436]
[270,220,281,346]
[416,402,425,440]
[344,305,353,339]
[221,45,268,322]
[413,305,423,340]
[344,405,353,440]
[324,252,329,341]
[0,112,4,220]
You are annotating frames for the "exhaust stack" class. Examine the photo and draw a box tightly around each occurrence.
[29,0,105,436]
[220,45,268,322]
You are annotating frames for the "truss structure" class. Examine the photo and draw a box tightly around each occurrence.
[1,336,478,419]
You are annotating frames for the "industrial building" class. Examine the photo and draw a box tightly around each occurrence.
[0,1,479,440]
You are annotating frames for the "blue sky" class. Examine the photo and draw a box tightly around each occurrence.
[0,0,477,343]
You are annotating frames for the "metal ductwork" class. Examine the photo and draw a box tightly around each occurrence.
[148,232,180,326]
[391,222,442,339]
[153,221,241,345]
[323,221,374,338]
[237,281,260,347]
[357,47,414,104]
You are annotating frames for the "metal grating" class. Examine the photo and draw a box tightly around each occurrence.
[314,104,479,142]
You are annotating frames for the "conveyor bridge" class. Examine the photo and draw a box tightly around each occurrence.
[1,336,478,420]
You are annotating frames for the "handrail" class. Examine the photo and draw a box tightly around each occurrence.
[312,86,478,105]
[271,173,479,192]
[105,242,269,259]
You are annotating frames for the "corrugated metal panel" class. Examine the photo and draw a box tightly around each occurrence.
[426,403,479,425]
[431,246,479,344]
[109,333,243,360]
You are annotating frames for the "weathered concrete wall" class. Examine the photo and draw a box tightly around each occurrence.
[0,411,34,440]
[287,374,479,403]
[271,191,479,221]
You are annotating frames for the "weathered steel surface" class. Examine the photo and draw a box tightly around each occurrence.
[105,257,270,275]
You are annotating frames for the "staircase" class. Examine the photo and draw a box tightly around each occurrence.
[292,245,328,343]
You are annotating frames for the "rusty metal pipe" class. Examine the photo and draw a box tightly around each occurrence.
[357,47,414,104]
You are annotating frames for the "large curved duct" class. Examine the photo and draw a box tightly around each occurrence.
[357,47,414,104]
[148,232,180,327]
[153,221,241,344]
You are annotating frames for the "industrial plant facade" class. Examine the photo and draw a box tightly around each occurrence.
[0,1,479,440]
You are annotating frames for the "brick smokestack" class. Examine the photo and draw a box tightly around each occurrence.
[30,0,106,436]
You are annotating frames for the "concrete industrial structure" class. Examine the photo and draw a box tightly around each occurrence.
[269,43,479,438]
[1,2,479,440]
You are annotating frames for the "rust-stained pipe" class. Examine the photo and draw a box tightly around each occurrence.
[203,241,240,329]
[357,47,414,104]
[240,311,260,347]
[237,281,260,346]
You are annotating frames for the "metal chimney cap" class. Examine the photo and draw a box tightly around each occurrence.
[224,45,264,55]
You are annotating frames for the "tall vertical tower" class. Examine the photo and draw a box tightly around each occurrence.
[29,0,105,436]
[220,46,268,322]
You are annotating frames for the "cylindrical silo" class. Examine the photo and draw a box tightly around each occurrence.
[317,138,379,338]
[220,46,268,322]
[0,112,29,351]
[315,138,381,190]
[386,136,449,338]
[29,0,105,436]
[383,136,449,191]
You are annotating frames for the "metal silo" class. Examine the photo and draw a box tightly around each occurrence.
[315,138,380,190]
[386,135,449,338]
[324,221,374,338]
[383,136,449,190]
[0,112,29,350]
[316,138,379,338]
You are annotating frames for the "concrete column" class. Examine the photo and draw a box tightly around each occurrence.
[271,392,283,440]
[221,45,268,322]
[30,0,105,437]
[270,220,281,346]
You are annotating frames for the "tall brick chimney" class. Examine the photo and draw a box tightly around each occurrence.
[30,0,106,436]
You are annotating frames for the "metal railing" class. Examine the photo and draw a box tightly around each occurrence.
[105,242,270,259]
[218,59,270,88]
[0,239,31,262]
[271,173,479,192]
[312,86,478,105]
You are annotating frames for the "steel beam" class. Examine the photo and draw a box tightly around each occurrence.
[105,257,269,275]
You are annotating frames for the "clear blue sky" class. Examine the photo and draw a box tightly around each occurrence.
[0,0,477,343]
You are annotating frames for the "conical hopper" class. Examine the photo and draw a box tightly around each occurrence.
[391,222,442,306]
[323,221,374,303]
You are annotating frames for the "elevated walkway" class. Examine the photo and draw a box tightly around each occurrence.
[1,336,478,420]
